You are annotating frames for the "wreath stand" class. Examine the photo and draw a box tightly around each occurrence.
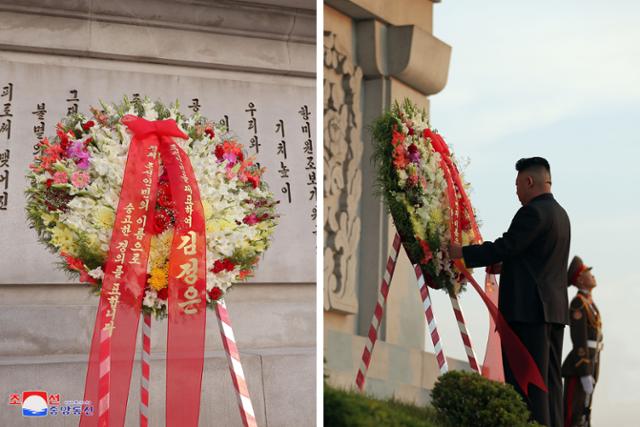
[356,231,481,391]
[137,300,257,427]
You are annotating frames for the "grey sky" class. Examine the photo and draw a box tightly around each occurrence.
[427,1,640,425]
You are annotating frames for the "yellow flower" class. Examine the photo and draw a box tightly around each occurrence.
[149,229,173,269]
[201,200,213,219]
[207,218,233,233]
[430,208,443,225]
[41,213,56,226]
[95,206,115,229]
[148,265,168,291]
[50,224,77,254]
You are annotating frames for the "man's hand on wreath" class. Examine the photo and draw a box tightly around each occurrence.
[448,243,463,259]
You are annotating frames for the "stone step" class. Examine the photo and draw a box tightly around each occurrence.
[0,347,314,427]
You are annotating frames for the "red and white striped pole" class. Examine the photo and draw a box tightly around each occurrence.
[140,312,151,427]
[355,233,402,391]
[449,294,480,373]
[414,265,448,375]
[215,299,258,427]
[98,308,111,426]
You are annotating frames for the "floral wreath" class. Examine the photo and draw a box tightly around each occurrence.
[372,99,478,294]
[26,97,278,318]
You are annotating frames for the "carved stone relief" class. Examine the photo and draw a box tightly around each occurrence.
[323,31,363,313]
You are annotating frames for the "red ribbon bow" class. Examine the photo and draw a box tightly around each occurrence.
[80,115,207,427]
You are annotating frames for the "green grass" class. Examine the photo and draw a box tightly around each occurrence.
[324,384,447,427]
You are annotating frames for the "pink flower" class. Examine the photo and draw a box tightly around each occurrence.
[67,140,91,169]
[71,171,89,188]
[52,171,68,184]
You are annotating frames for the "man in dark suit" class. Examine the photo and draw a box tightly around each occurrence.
[449,157,571,427]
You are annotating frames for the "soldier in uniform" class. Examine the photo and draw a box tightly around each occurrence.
[562,256,603,427]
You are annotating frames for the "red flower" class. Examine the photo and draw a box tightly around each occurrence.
[391,130,405,147]
[79,270,97,285]
[212,259,236,274]
[223,259,236,271]
[153,209,172,234]
[214,144,225,160]
[239,269,253,280]
[408,127,415,136]
[246,174,260,189]
[392,144,409,169]
[46,179,53,188]
[205,127,215,139]
[208,287,223,301]
[56,128,71,151]
[82,121,95,131]
[243,213,259,225]
[417,238,433,264]
[62,253,84,271]
[156,179,174,208]
[157,287,168,300]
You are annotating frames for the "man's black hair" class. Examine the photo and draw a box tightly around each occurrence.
[515,157,551,174]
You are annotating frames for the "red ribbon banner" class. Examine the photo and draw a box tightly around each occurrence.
[425,129,547,396]
[80,116,207,427]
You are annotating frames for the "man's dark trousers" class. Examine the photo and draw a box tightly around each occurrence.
[503,322,565,427]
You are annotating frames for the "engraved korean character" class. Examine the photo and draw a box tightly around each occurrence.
[0,169,8,190]
[275,119,285,138]
[32,103,47,120]
[307,170,317,186]
[0,118,11,140]
[278,162,290,179]
[277,140,287,159]
[301,121,311,138]
[219,115,229,130]
[0,149,8,167]
[281,182,291,204]
[306,156,316,171]
[1,83,13,101]
[245,102,256,116]
[189,98,201,113]
[298,105,310,120]
[303,139,313,154]
[1,103,12,117]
